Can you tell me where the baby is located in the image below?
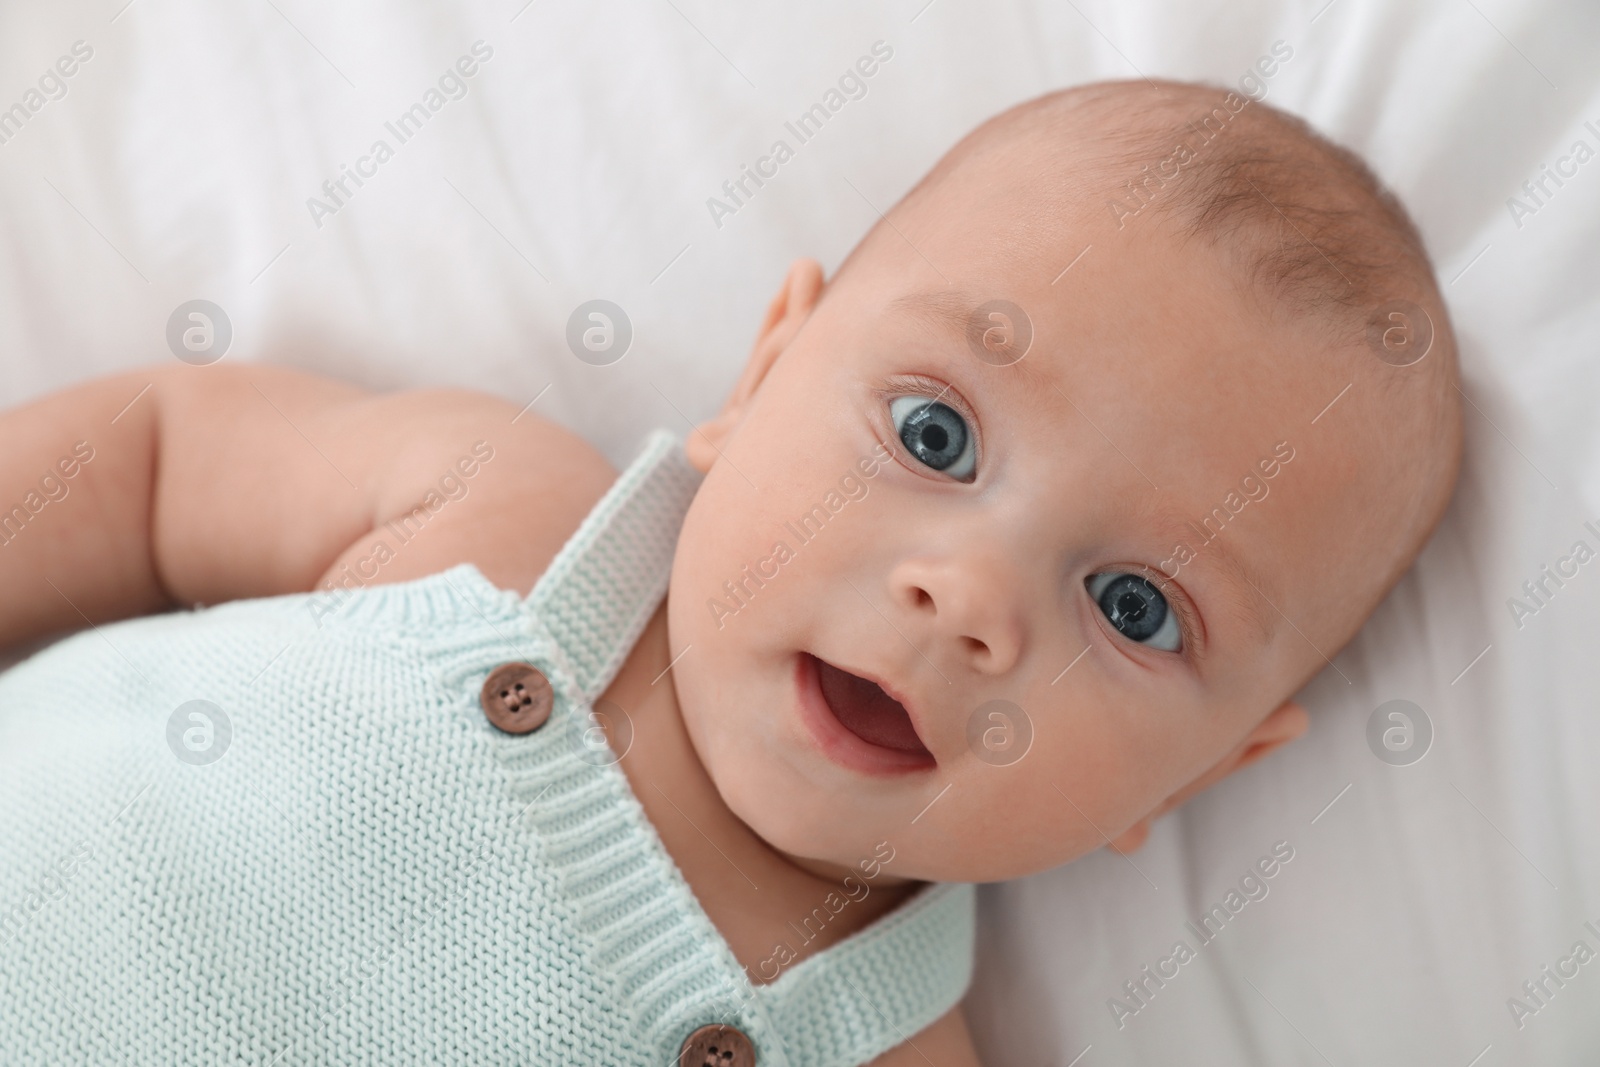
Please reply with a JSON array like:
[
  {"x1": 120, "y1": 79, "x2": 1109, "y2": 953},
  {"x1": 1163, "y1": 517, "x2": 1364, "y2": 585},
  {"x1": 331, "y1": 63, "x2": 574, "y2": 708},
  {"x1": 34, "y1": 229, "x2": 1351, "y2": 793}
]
[{"x1": 0, "y1": 78, "x2": 1461, "y2": 1066}]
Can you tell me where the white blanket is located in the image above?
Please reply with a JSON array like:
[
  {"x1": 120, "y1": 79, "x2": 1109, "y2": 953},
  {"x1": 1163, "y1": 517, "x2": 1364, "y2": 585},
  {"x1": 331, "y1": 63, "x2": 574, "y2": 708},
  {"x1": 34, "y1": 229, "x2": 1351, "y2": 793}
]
[{"x1": 2, "y1": 0, "x2": 1596, "y2": 1062}]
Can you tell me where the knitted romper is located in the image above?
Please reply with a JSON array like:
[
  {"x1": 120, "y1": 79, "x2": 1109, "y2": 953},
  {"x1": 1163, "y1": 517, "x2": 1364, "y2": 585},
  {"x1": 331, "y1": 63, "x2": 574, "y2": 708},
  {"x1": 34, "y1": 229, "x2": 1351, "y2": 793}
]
[{"x1": 0, "y1": 429, "x2": 975, "y2": 1066}]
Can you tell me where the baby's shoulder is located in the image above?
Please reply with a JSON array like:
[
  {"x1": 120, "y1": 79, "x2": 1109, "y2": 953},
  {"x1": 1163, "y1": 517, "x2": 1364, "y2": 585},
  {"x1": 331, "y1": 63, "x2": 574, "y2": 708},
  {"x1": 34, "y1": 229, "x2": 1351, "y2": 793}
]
[
  {"x1": 121, "y1": 362, "x2": 621, "y2": 606},
  {"x1": 301, "y1": 380, "x2": 620, "y2": 599}
]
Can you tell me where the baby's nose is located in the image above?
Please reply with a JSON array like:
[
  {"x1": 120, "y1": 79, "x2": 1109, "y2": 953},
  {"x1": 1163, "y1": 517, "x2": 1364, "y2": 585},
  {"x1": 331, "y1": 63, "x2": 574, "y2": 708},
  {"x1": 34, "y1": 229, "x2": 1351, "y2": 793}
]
[{"x1": 886, "y1": 554, "x2": 1025, "y2": 676}]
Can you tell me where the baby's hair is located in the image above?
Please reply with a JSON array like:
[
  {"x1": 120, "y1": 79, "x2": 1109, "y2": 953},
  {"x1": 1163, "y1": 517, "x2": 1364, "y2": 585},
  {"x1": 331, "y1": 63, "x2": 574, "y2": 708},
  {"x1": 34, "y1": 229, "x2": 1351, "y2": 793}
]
[
  {"x1": 1089, "y1": 80, "x2": 1445, "y2": 347},
  {"x1": 881, "y1": 77, "x2": 1453, "y2": 359}
]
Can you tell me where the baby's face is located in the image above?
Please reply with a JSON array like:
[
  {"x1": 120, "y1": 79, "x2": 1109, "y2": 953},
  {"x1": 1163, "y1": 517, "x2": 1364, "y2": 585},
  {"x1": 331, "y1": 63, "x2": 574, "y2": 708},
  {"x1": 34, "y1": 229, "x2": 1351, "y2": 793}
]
[{"x1": 667, "y1": 182, "x2": 1384, "y2": 883}]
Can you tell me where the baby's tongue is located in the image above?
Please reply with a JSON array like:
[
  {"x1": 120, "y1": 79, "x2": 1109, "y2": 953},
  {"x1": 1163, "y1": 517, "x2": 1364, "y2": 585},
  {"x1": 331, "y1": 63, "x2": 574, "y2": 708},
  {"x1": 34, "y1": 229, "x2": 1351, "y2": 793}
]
[{"x1": 815, "y1": 659, "x2": 928, "y2": 755}]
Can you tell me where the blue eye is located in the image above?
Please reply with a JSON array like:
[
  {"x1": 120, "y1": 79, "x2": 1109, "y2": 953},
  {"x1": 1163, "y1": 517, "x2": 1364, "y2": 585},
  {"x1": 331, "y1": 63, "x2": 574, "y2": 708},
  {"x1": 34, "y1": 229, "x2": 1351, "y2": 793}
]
[
  {"x1": 890, "y1": 396, "x2": 976, "y2": 481},
  {"x1": 1087, "y1": 572, "x2": 1182, "y2": 652}
]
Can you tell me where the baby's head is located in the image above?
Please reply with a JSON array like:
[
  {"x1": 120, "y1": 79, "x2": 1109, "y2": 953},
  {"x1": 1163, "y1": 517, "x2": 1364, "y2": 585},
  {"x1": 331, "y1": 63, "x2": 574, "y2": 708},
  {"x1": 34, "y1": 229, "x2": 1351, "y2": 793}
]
[{"x1": 666, "y1": 78, "x2": 1462, "y2": 883}]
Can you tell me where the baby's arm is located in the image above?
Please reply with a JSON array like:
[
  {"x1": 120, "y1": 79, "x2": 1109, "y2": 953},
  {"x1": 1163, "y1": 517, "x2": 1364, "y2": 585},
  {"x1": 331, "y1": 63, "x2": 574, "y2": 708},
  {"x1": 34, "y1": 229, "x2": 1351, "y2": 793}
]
[
  {"x1": 867, "y1": 1005, "x2": 984, "y2": 1067},
  {"x1": 0, "y1": 362, "x2": 615, "y2": 649}
]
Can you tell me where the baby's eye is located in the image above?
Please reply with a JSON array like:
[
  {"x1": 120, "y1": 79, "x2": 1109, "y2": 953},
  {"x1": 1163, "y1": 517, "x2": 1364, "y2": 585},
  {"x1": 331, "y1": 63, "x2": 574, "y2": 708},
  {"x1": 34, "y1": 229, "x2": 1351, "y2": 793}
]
[
  {"x1": 889, "y1": 396, "x2": 976, "y2": 481},
  {"x1": 1087, "y1": 572, "x2": 1182, "y2": 652}
]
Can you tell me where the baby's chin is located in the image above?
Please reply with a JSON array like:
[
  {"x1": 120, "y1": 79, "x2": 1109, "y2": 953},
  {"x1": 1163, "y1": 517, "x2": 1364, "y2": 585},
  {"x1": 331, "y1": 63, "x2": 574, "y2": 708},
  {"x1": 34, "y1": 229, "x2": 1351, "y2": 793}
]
[{"x1": 682, "y1": 688, "x2": 907, "y2": 866}]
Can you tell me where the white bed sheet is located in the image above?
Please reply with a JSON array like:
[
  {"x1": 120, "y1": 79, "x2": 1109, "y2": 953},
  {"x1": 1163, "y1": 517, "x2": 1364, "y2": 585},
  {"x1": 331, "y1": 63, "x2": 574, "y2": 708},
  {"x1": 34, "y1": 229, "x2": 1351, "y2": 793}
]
[{"x1": 1, "y1": 1, "x2": 1596, "y2": 1063}]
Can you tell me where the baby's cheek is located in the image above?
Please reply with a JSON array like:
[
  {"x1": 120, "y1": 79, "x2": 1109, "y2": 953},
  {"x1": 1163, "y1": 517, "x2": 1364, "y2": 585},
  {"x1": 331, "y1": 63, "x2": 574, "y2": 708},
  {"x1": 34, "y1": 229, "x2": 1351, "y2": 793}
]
[
  {"x1": 986, "y1": 695, "x2": 1174, "y2": 866},
  {"x1": 671, "y1": 477, "x2": 804, "y2": 651},
  {"x1": 921, "y1": 759, "x2": 1096, "y2": 880}
]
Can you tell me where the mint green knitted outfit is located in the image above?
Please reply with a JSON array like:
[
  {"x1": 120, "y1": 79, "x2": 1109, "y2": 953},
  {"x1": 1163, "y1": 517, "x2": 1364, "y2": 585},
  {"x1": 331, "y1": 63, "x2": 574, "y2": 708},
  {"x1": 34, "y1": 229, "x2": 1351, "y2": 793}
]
[{"x1": 0, "y1": 429, "x2": 974, "y2": 1066}]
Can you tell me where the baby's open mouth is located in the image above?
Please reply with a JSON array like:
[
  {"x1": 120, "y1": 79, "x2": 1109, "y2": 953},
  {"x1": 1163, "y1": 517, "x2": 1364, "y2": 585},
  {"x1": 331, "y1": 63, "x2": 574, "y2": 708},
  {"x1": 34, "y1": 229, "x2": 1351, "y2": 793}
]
[{"x1": 810, "y1": 655, "x2": 933, "y2": 759}]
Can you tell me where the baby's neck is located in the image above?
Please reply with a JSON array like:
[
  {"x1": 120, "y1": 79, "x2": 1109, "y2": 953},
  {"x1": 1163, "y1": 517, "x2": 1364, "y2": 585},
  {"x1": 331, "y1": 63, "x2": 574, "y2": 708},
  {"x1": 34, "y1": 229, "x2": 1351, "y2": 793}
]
[{"x1": 597, "y1": 600, "x2": 922, "y2": 981}]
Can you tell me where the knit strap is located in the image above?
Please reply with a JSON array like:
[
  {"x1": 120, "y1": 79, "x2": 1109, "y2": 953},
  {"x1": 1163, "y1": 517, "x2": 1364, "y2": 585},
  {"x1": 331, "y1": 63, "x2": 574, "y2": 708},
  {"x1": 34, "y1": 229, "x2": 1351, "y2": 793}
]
[
  {"x1": 750, "y1": 880, "x2": 977, "y2": 1066},
  {"x1": 523, "y1": 429, "x2": 702, "y2": 702}
]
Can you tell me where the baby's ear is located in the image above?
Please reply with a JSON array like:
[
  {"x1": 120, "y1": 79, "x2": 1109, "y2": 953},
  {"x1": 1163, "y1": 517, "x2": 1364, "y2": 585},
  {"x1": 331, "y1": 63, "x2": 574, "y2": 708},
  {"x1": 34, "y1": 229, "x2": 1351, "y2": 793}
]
[
  {"x1": 686, "y1": 258, "x2": 826, "y2": 473},
  {"x1": 1108, "y1": 819, "x2": 1152, "y2": 855},
  {"x1": 1107, "y1": 700, "x2": 1309, "y2": 855}
]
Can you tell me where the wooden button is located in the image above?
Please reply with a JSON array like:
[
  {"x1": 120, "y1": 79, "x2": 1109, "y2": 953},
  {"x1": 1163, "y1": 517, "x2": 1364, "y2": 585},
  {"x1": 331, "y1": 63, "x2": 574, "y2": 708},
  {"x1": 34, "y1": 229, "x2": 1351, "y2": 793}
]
[
  {"x1": 479, "y1": 663, "x2": 553, "y2": 735},
  {"x1": 678, "y1": 1024, "x2": 756, "y2": 1067}
]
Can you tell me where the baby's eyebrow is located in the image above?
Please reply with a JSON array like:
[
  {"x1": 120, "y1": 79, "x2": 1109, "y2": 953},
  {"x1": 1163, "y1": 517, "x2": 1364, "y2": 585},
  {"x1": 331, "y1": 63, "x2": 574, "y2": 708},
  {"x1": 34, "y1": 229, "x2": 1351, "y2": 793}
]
[
  {"x1": 886, "y1": 288, "x2": 1059, "y2": 393},
  {"x1": 1143, "y1": 508, "x2": 1280, "y2": 648},
  {"x1": 887, "y1": 288, "x2": 979, "y2": 329}
]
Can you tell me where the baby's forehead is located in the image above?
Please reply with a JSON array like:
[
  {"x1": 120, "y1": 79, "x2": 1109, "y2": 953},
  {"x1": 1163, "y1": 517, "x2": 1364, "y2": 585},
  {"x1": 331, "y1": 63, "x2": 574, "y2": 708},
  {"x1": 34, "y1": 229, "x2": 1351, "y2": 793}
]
[
  {"x1": 886, "y1": 80, "x2": 1437, "y2": 341},
  {"x1": 855, "y1": 222, "x2": 1319, "y2": 395}
]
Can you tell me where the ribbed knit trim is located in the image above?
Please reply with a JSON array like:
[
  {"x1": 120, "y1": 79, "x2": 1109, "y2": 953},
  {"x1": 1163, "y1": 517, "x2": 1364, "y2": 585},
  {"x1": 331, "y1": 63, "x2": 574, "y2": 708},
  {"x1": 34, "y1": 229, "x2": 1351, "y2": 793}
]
[
  {"x1": 756, "y1": 880, "x2": 976, "y2": 1065},
  {"x1": 485, "y1": 690, "x2": 777, "y2": 1065},
  {"x1": 318, "y1": 560, "x2": 524, "y2": 632},
  {"x1": 525, "y1": 429, "x2": 703, "y2": 702}
]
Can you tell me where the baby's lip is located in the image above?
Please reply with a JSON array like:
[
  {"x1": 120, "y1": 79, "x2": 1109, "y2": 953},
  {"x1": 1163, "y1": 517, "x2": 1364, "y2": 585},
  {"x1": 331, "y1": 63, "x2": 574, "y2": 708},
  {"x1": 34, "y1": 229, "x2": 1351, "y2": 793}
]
[{"x1": 805, "y1": 653, "x2": 935, "y2": 762}]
